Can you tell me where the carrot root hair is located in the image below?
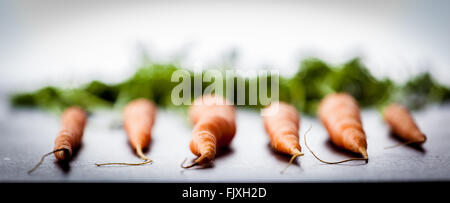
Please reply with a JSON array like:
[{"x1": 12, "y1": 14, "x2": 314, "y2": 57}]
[
  {"x1": 181, "y1": 154, "x2": 211, "y2": 169},
  {"x1": 303, "y1": 125, "x2": 368, "y2": 164},
  {"x1": 95, "y1": 159, "x2": 152, "y2": 166},
  {"x1": 280, "y1": 152, "x2": 304, "y2": 174},
  {"x1": 180, "y1": 157, "x2": 198, "y2": 169},
  {"x1": 28, "y1": 148, "x2": 68, "y2": 174},
  {"x1": 95, "y1": 146, "x2": 152, "y2": 167},
  {"x1": 180, "y1": 158, "x2": 200, "y2": 169}
]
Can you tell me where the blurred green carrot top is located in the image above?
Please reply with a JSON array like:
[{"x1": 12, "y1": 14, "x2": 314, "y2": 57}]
[{"x1": 10, "y1": 57, "x2": 450, "y2": 115}]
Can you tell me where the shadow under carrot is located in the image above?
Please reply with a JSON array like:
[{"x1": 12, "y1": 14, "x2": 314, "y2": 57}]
[{"x1": 388, "y1": 132, "x2": 426, "y2": 153}]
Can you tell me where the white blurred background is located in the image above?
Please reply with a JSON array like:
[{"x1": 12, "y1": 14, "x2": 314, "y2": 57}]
[
  {"x1": 1, "y1": 0, "x2": 450, "y2": 91},
  {"x1": 1, "y1": 0, "x2": 450, "y2": 182}
]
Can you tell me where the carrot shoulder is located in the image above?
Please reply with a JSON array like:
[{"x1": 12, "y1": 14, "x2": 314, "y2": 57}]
[
  {"x1": 318, "y1": 93, "x2": 368, "y2": 159},
  {"x1": 183, "y1": 94, "x2": 236, "y2": 168},
  {"x1": 383, "y1": 103, "x2": 426, "y2": 144}
]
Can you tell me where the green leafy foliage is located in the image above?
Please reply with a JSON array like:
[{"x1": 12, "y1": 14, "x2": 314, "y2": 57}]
[
  {"x1": 284, "y1": 58, "x2": 395, "y2": 115},
  {"x1": 329, "y1": 58, "x2": 394, "y2": 108},
  {"x1": 9, "y1": 57, "x2": 450, "y2": 115},
  {"x1": 399, "y1": 72, "x2": 450, "y2": 110},
  {"x1": 114, "y1": 63, "x2": 181, "y2": 108},
  {"x1": 10, "y1": 86, "x2": 112, "y2": 113}
]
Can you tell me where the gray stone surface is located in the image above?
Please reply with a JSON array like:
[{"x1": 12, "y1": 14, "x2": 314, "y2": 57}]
[{"x1": 1, "y1": 91, "x2": 449, "y2": 182}]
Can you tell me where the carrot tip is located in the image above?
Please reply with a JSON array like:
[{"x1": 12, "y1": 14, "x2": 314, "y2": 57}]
[{"x1": 359, "y1": 148, "x2": 368, "y2": 160}]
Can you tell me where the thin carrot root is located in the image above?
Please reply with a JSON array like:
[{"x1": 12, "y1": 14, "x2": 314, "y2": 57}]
[
  {"x1": 95, "y1": 159, "x2": 152, "y2": 166},
  {"x1": 280, "y1": 152, "x2": 304, "y2": 174},
  {"x1": 180, "y1": 154, "x2": 210, "y2": 169},
  {"x1": 180, "y1": 158, "x2": 198, "y2": 169},
  {"x1": 28, "y1": 148, "x2": 68, "y2": 174},
  {"x1": 95, "y1": 146, "x2": 152, "y2": 167},
  {"x1": 303, "y1": 125, "x2": 368, "y2": 164}
]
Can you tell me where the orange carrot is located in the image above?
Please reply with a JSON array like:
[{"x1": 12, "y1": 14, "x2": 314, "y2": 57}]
[
  {"x1": 262, "y1": 102, "x2": 303, "y2": 173},
  {"x1": 308, "y1": 93, "x2": 368, "y2": 164},
  {"x1": 383, "y1": 103, "x2": 426, "y2": 148},
  {"x1": 96, "y1": 98, "x2": 156, "y2": 166},
  {"x1": 28, "y1": 106, "x2": 87, "y2": 174},
  {"x1": 181, "y1": 94, "x2": 236, "y2": 168}
]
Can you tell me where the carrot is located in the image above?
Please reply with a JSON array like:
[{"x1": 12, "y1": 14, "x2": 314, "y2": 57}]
[
  {"x1": 96, "y1": 98, "x2": 156, "y2": 166},
  {"x1": 181, "y1": 94, "x2": 236, "y2": 168},
  {"x1": 383, "y1": 103, "x2": 426, "y2": 148},
  {"x1": 262, "y1": 102, "x2": 304, "y2": 173},
  {"x1": 307, "y1": 93, "x2": 368, "y2": 164},
  {"x1": 28, "y1": 106, "x2": 87, "y2": 174}
]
